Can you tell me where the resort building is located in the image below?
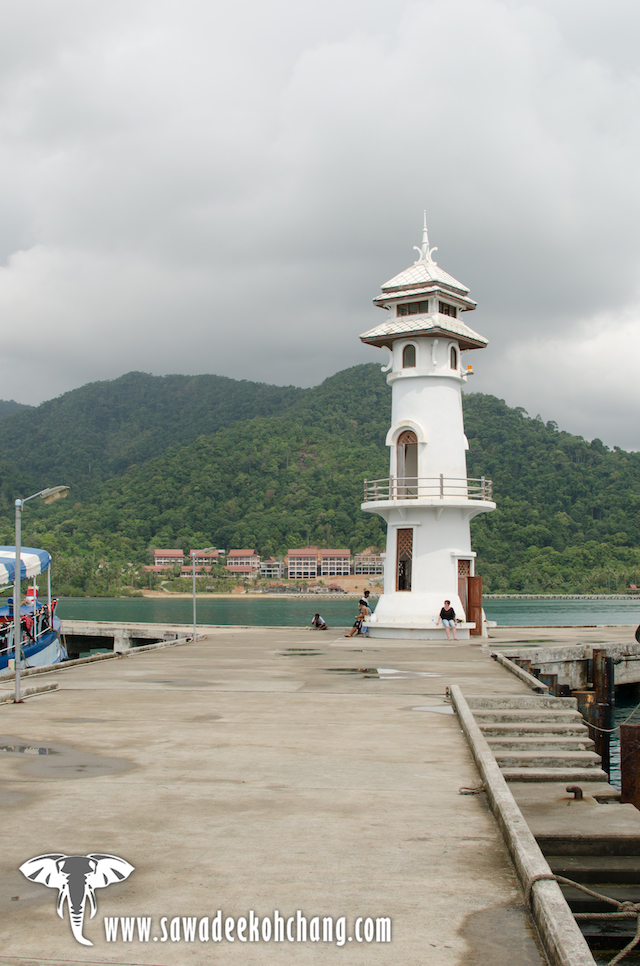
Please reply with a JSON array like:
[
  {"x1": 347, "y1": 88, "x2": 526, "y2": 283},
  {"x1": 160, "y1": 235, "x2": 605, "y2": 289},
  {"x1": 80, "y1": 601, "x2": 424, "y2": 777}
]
[
  {"x1": 354, "y1": 551, "x2": 385, "y2": 576},
  {"x1": 319, "y1": 550, "x2": 351, "y2": 576},
  {"x1": 260, "y1": 557, "x2": 284, "y2": 579},
  {"x1": 226, "y1": 549, "x2": 261, "y2": 576},
  {"x1": 179, "y1": 551, "x2": 220, "y2": 577},
  {"x1": 190, "y1": 550, "x2": 219, "y2": 567},
  {"x1": 287, "y1": 549, "x2": 319, "y2": 580},
  {"x1": 153, "y1": 549, "x2": 185, "y2": 568}
]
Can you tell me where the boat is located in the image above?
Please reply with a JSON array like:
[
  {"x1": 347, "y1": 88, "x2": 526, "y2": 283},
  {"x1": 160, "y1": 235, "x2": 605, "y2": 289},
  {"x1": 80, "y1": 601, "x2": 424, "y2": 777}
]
[{"x1": 0, "y1": 546, "x2": 67, "y2": 670}]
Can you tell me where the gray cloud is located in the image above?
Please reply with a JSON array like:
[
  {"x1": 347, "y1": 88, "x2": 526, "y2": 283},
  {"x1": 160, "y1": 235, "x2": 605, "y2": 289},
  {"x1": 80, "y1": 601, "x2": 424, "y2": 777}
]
[{"x1": 0, "y1": 0, "x2": 639, "y2": 448}]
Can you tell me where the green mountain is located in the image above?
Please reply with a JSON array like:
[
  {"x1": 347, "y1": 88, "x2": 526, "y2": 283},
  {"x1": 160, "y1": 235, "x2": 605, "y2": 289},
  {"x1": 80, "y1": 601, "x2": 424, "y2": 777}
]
[
  {"x1": 0, "y1": 399, "x2": 31, "y2": 420},
  {"x1": 0, "y1": 366, "x2": 638, "y2": 595},
  {"x1": 0, "y1": 372, "x2": 306, "y2": 497}
]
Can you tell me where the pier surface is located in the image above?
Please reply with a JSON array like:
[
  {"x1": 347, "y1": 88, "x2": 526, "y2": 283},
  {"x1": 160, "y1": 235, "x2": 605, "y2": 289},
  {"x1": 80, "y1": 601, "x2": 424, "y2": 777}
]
[{"x1": 0, "y1": 628, "x2": 559, "y2": 965}]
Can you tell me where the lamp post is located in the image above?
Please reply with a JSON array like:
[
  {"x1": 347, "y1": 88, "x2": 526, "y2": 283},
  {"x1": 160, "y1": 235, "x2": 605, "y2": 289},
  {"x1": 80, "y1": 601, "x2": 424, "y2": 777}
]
[
  {"x1": 14, "y1": 485, "x2": 70, "y2": 703},
  {"x1": 192, "y1": 547, "x2": 216, "y2": 643}
]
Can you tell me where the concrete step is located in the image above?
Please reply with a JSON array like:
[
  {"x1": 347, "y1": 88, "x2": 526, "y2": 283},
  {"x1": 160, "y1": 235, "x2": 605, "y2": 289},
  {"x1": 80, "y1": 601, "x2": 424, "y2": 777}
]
[
  {"x1": 486, "y1": 736, "x2": 595, "y2": 752},
  {"x1": 547, "y1": 854, "x2": 640, "y2": 884},
  {"x1": 494, "y1": 750, "x2": 602, "y2": 768},
  {"x1": 472, "y1": 709, "x2": 583, "y2": 724},
  {"x1": 538, "y1": 833, "x2": 640, "y2": 856},
  {"x1": 466, "y1": 695, "x2": 578, "y2": 711},
  {"x1": 480, "y1": 721, "x2": 590, "y2": 737},
  {"x1": 502, "y1": 768, "x2": 610, "y2": 783},
  {"x1": 507, "y1": 780, "x2": 621, "y2": 803}
]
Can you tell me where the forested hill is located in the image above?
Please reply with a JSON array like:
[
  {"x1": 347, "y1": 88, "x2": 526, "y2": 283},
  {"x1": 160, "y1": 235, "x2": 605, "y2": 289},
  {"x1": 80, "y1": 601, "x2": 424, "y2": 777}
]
[
  {"x1": 0, "y1": 399, "x2": 30, "y2": 420},
  {"x1": 0, "y1": 372, "x2": 306, "y2": 496},
  {"x1": 0, "y1": 365, "x2": 639, "y2": 594},
  {"x1": 0, "y1": 366, "x2": 390, "y2": 498}
]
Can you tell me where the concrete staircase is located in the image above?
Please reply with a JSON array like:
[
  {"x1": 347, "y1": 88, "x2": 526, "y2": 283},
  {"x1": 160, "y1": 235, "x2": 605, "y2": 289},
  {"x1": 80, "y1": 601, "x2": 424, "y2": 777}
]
[{"x1": 466, "y1": 695, "x2": 609, "y2": 783}]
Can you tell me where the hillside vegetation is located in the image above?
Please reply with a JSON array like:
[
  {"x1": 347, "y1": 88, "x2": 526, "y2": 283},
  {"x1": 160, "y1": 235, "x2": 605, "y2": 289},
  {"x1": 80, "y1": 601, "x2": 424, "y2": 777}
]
[{"x1": 0, "y1": 365, "x2": 638, "y2": 595}]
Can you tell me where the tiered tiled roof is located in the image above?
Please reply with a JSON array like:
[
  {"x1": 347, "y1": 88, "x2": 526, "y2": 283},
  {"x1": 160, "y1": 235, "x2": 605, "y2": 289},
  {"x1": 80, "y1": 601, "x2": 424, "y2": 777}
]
[{"x1": 361, "y1": 215, "x2": 487, "y2": 352}]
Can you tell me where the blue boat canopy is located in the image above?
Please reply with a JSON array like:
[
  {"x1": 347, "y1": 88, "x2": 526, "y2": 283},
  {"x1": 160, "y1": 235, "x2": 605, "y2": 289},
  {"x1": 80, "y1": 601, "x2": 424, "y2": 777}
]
[{"x1": 0, "y1": 546, "x2": 51, "y2": 588}]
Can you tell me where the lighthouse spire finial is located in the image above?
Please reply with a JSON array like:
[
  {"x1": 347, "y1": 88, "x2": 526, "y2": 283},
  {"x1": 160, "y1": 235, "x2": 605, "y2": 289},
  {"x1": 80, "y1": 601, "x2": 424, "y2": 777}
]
[{"x1": 414, "y1": 210, "x2": 438, "y2": 265}]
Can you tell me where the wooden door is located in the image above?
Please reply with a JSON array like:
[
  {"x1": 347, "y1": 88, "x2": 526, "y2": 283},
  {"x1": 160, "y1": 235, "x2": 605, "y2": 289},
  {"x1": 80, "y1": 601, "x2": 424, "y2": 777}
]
[{"x1": 467, "y1": 575, "x2": 483, "y2": 637}]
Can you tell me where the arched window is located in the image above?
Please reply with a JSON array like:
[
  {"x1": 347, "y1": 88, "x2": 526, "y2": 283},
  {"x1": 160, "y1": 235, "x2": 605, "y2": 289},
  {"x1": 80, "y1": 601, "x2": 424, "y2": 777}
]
[
  {"x1": 403, "y1": 344, "x2": 416, "y2": 368},
  {"x1": 397, "y1": 430, "x2": 418, "y2": 497},
  {"x1": 450, "y1": 346, "x2": 458, "y2": 370}
]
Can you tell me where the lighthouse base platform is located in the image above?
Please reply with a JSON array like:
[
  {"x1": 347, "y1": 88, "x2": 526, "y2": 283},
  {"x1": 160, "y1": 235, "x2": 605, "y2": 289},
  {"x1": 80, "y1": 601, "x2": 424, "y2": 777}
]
[{"x1": 364, "y1": 620, "x2": 477, "y2": 641}]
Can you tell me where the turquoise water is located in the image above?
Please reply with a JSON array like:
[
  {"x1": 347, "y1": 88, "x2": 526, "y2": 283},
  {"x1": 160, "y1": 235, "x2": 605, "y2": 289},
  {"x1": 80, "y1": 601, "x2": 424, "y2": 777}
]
[
  {"x1": 608, "y1": 688, "x2": 640, "y2": 790},
  {"x1": 485, "y1": 597, "x2": 640, "y2": 627},
  {"x1": 55, "y1": 595, "x2": 640, "y2": 627}
]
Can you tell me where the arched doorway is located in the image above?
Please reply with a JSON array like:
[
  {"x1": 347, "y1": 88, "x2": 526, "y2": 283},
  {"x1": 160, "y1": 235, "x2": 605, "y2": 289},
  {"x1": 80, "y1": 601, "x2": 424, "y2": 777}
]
[{"x1": 397, "y1": 430, "x2": 418, "y2": 497}]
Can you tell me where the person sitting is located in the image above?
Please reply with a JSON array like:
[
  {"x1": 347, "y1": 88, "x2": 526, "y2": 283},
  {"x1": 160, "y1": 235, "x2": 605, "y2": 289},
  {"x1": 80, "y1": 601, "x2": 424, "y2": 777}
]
[
  {"x1": 345, "y1": 600, "x2": 369, "y2": 637},
  {"x1": 437, "y1": 600, "x2": 458, "y2": 641},
  {"x1": 311, "y1": 614, "x2": 327, "y2": 630},
  {"x1": 358, "y1": 591, "x2": 372, "y2": 636}
]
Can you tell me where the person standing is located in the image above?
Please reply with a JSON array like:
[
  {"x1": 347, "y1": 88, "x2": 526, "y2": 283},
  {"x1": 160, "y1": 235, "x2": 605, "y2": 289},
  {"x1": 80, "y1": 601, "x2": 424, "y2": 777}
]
[{"x1": 437, "y1": 600, "x2": 457, "y2": 640}]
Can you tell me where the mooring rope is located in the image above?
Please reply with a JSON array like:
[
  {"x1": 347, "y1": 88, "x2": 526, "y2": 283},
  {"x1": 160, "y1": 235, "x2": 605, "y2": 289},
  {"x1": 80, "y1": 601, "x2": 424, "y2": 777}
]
[
  {"x1": 584, "y1": 698, "x2": 640, "y2": 734},
  {"x1": 458, "y1": 782, "x2": 486, "y2": 795},
  {"x1": 527, "y1": 872, "x2": 640, "y2": 965}
]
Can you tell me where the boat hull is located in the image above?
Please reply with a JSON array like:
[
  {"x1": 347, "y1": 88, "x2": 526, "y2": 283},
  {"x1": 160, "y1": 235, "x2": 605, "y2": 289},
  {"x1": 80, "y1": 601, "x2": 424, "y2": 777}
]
[{"x1": 0, "y1": 619, "x2": 66, "y2": 671}]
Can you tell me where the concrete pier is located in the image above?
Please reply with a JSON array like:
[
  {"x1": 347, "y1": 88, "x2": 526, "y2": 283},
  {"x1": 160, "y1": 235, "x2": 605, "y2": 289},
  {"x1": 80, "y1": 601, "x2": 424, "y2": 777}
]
[
  {"x1": 488, "y1": 624, "x2": 640, "y2": 688},
  {"x1": 62, "y1": 619, "x2": 187, "y2": 653},
  {"x1": 0, "y1": 627, "x2": 548, "y2": 965}
]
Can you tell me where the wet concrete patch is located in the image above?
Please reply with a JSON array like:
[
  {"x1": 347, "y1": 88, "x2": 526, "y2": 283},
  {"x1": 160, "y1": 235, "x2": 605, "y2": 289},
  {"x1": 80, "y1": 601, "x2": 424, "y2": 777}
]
[
  {"x1": 0, "y1": 743, "x2": 58, "y2": 756},
  {"x1": 190, "y1": 713, "x2": 223, "y2": 722},
  {"x1": 59, "y1": 717, "x2": 109, "y2": 723},
  {"x1": 459, "y1": 902, "x2": 548, "y2": 965},
  {"x1": 411, "y1": 705, "x2": 455, "y2": 714},
  {"x1": 376, "y1": 667, "x2": 441, "y2": 679},
  {"x1": 0, "y1": 786, "x2": 26, "y2": 807},
  {"x1": 280, "y1": 649, "x2": 324, "y2": 656},
  {"x1": 136, "y1": 678, "x2": 213, "y2": 687},
  {"x1": 325, "y1": 667, "x2": 441, "y2": 679},
  {"x1": 0, "y1": 734, "x2": 134, "y2": 780}
]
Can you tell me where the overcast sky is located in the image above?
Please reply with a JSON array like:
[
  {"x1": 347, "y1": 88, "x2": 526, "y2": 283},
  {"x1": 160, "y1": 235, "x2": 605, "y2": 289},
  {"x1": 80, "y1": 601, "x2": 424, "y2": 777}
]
[{"x1": 1, "y1": 0, "x2": 640, "y2": 448}]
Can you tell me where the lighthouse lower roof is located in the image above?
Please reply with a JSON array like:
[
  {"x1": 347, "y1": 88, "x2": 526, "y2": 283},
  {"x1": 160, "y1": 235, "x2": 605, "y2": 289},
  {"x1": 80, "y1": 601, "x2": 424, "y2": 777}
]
[{"x1": 360, "y1": 313, "x2": 488, "y2": 350}]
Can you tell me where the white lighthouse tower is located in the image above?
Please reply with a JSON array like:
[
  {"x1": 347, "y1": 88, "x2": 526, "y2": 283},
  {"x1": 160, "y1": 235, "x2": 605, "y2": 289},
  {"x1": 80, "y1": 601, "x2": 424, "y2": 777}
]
[{"x1": 361, "y1": 217, "x2": 495, "y2": 640}]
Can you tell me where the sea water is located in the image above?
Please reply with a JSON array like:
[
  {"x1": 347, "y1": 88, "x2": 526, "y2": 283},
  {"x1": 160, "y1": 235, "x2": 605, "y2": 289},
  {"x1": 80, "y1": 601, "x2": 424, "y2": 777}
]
[{"x1": 55, "y1": 595, "x2": 640, "y2": 628}]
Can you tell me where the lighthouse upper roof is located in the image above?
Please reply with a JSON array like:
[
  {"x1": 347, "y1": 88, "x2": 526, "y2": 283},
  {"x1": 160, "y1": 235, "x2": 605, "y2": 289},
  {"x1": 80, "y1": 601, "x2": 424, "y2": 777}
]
[
  {"x1": 360, "y1": 216, "x2": 487, "y2": 352},
  {"x1": 380, "y1": 256, "x2": 470, "y2": 297}
]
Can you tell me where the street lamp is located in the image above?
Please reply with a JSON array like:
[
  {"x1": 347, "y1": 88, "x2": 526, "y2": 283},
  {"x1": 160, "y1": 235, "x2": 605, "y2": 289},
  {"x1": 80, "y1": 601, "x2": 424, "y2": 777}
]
[
  {"x1": 191, "y1": 547, "x2": 216, "y2": 642},
  {"x1": 14, "y1": 485, "x2": 70, "y2": 702}
]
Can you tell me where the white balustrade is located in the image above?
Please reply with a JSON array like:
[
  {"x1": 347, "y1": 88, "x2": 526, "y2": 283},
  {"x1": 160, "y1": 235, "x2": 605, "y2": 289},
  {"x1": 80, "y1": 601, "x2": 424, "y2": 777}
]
[{"x1": 363, "y1": 475, "x2": 492, "y2": 502}]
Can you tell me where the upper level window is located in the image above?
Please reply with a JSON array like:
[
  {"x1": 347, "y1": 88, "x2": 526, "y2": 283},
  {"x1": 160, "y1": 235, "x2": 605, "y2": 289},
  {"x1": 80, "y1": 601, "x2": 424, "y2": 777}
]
[
  {"x1": 450, "y1": 346, "x2": 458, "y2": 370},
  {"x1": 439, "y1": 302, "x2": 457, "y2": 317},
  {"x1": 403, "y1": 344, "x2": 416, "y2": 368},
  {"x1": 397, "y1": 300, "x2": 429, "y2": 317}
]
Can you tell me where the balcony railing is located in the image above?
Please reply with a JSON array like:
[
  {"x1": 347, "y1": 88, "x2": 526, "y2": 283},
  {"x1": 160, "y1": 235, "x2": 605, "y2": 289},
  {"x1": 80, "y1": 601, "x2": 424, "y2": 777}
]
[{"x1": 363, "y1": 475, "x2": 493, "y2": 503}]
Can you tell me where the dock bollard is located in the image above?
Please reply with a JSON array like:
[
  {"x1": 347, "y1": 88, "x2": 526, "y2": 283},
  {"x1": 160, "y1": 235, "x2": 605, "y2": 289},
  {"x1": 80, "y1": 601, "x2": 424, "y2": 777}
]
[
  {"x1": 592, "y1": 649, "x2": 613, "y2": 776},
  {"x1": 538, "y1": 673, "x2": 558, "y2": 696},
  {"x1": 574, "y1": 688, "x2": 611, "y2": 777},
  {"x1": 620, "y1": 724, "x2": 640, "y2": 810}
]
